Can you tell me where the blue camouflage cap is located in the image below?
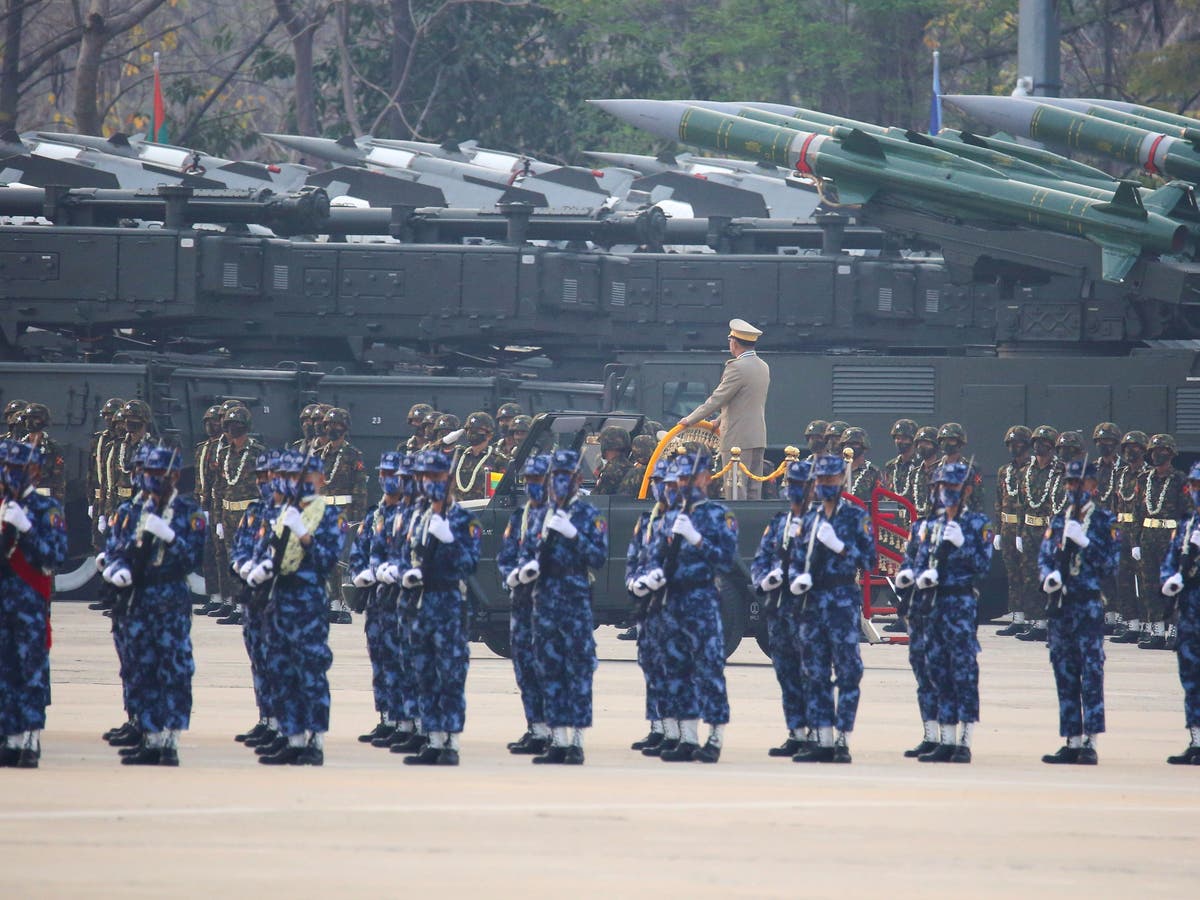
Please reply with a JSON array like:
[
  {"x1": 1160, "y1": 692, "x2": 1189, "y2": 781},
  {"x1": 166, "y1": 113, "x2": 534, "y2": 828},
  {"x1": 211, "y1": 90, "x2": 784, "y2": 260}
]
[
  {"x1": 1189, "y1": 462, "x2": 1200, "y2": 482},
  {"x1": 413, "y1": 449, "x2": 451, "y2": 474},
  {"x1": 400, "y1": 452, "x2": 416, "y2": 476},
  {"x1": 0, "y1": 438, "x2": 12, "y2": 463},
  {"x1": 255, "y1": 451, "x2": 271, "y2": 472},
  {"x1": 523, "y1": 453, "x2": 551, "y2": 477},
  {"x1": 812, "y1": 453, "x2": 845, "y2": 477},
  {"x1": 266, "y1": 448, "x2": 284, "y2": 470},
  {"x1": 3, "y1": 440, "x2": 38, "y2": 466},
  {"x1": 379, "y1": 450, "x2": 403, "y2": 471},
  {"x1": 550, "y1": 448, "x2": 581, "y2": 473},
  {"x1": 133, "y1": 442, "x2": 152, "y2": 467},
  {"x1": 787, "y1": 459, "x2": 813, "y2": 483},
  {"x1": 651, "y1": 457, "x2": 671, "y2": 480},
  {"x1": 672, "y1": 451, "x2": 711, "y2": 477},
  {"x1": 144, "y1": 446, "x2": 182, "y2": 471},
  {"x1": 277, "y1": 450, "x2": 303, "y2": 473},
  {"x1": 935, "y1": 461, "x2": 969, "y2": 485},
  {"x1": 1063, "y1": 459, "x2": 1098, "y2": 480}
]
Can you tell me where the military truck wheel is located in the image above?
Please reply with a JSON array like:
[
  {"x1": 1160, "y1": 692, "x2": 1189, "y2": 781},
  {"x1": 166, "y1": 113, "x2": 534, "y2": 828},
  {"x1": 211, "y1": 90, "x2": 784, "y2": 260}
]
[
  {"x1": 482, "y1": 627, "x2": 512, "y2": 659},
  {"x1": 716, "y1": 575, "x2": 751, "y2": 659}
]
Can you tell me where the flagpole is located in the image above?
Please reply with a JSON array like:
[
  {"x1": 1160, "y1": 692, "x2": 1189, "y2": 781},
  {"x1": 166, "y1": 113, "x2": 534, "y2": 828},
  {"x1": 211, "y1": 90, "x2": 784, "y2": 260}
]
[
  {"x1": 152, "y1": 51, "x2": 166, "y2": 144},
  {"x1": 929, "y1": 49, "x2": 942, "y2": 136}
]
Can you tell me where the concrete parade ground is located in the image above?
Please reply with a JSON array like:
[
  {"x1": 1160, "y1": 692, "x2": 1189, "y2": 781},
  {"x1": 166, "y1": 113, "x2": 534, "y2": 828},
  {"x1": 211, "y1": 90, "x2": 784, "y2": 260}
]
[{"x1": 3, "y1": 602, "x2": 1199, "y2": 898}]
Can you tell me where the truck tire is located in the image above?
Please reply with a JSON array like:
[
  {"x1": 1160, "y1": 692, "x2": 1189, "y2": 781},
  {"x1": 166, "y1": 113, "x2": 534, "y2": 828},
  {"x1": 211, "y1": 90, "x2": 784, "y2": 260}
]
[
  {"x1": 716, "y1": 574, "x2": 751, "y2": 659},
  {"x1": 481, "y1": 626, "x2": 512, "y2": 659}
]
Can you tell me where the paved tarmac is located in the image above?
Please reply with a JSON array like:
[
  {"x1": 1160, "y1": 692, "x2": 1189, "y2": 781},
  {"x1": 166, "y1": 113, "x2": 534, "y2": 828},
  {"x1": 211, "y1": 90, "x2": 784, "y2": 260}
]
[{"x1": 3, "y1": 603, "x2": 1199, "y2": 898}]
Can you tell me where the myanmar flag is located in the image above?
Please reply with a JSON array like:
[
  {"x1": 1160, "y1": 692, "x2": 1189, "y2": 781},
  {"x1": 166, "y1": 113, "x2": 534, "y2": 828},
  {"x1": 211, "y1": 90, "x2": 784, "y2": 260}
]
[{"x1": 150, "y1": 51, "x2": 168, "y2": 143}]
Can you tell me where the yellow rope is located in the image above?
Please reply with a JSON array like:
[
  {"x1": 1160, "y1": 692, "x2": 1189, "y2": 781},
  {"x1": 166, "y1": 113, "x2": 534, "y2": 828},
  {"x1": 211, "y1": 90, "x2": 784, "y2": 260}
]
[{"x1": 737, "y1": 459, "x2": 789, "y2": 482}]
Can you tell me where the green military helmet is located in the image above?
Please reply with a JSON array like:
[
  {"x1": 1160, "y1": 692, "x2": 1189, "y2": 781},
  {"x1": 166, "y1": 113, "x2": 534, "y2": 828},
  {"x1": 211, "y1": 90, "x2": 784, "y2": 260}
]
[
  {"x1": 110, "y1": 405, "x2": 128, "y2": 433},
  {"x1": 4, "y1": 399, "x2": 27, "y2": 425},
  {"x1": 434, "y1": 413, "x2": 460, "y2": 437},
  {"x1": 407, "y1": 402, "x2": 433, "y2": 425},
  {"x1": 1055, "y1": 430, "x2": 1084, "y2": 452},
  {"x1": 937, "y1": 422, "x2": 967, "y2": 445},
  {"x1": 495, "y1": 401, "x2": 524, "y2": 422},
  {"x1": 323, "y1": 407, "x2": 352, "y2": 430},
  {"x1": 1120, "y1": 429, "x2": 1149, "y2": 449},
  {"x1": 1148, "y1": 433, "x2": 1177, "y2": 454},
  {"x1": 804, "y1": 419, "x2": 829, "y2": 438},
  {"x1": 630, "y1": 433, "x2": 657, "y2": 464},
  {"x1": 1031, "y1": 424, "x2": 1059, "y2": 445},
  {"x1": 915, "y1": 425, "x2": 939, "y2": 445},
  {"x1": 509, "y1": 414, "x2": 533, "y2": 436},
  {"x1": 823, "y1": 420, "x2": 850, "y2": 442},
  {"x1": 890, "y1": 418, "x2": 918, "y2": 440},
  {"x1": 123, "y1": 399, "x2": 152, "y2": 425},
  {"x1": 22, "y1": 402, "x2": 50, "y2": 430},
  {"x1": 1092, "y1": 422, "x2": 1122, "y2": 443},
  {"x1": 420, "y1": 408, "x2": 442, "y2": 431},
  {"x1": 1004, "y1": 425, "x2": 1032, "y2": 445},
  {"x1": 299, "y1": 402, "x2": 322, "y2": 422},
  {"x1": 644, "y1": 419, "x2": 665, "y2": 437},
  {"x1": 840, "y1": 425, "x2": 870, "y2": 450},
  {"x1": 464, "y1": 411, "x2": 495, "y2": 444},
  {"x1": 223, "y1": 405, "x2": 252, "y2": 427},
  {"x1": 203, "y1": 404, "x2": 222, "y2": 423},
  {"x1": 219, "y1": 399, "x2": 245, "y2": 415},
  {"x1": 599, "y1": 424, "x2": 632, "y2": 453},
  {"x1": 101, "y1": 397, "x2": 126, "y2": 421}
]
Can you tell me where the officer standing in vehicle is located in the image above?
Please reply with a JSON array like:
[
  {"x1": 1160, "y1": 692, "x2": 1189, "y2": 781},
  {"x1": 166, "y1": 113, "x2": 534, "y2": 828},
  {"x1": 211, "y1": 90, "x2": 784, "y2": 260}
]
[
  {"x1": 0, "y1": 440, "x2": 67, "y2": 769},
  {"x1": 788, "y1": 453, "x2": 876, "y2": 764},
  {"x1": 20, "y1": 403, "x2": 65, "y2": 503},
  {"x1": 840, "y1": 426, "x2": 881, "y2": 504},
  {"x1": 453, "y1": 412, "x2": 504, "y2": 502},
  {"x1": 1038, "y1": 460, "x2": 1119, "y2": 765},
  {"x1": 1111, "y1": 431, "x2": 1150, "y2": 643},
  {"x1": 1134, "y1": 433, "x2": 1191, "y2": 650},
  {"x1": 678, "y1": 319, "x2": 770, "y2": 500},
  {"x1": 1011, "y1": 425, "x2": 1063, "y2": 641},
  {"x1": 1159, "y1": 461, "x2": 1200, "y2": 765},
  {"x1": 525, "y1": 449, "x2": 607, "y2": 766},
  {"x1": 752, "y1": 459, "x2": 815, "y2": 758},
  {"x1": 995, "y1": 426, "x2": 1032, "y2": 632},
  {"x1": 212, "y1": 406, "x2": 264, "y2": 623},
  {"x1": 497, "y1": 454, "x2": 552, "y2": 756},
  {"x1": 593, "y1": 425, "x2": 634, "y2": 495}
]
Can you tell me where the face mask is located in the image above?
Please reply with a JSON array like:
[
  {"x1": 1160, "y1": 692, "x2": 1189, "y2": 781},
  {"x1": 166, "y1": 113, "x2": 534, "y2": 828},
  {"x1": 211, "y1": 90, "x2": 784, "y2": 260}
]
[
  {"x1": 815, "y1": 483, "x2": 840, "y2": 501},
  {"x1": 1034, "y1": 440, "x2": 1053, "y2": 456},
  {"x1": 664, "y1": 485, "x2": 680, "y2": 508},
  {"x1": 142, "y1": 473, "x2": 168, "y2": 494},
  {"x1": 402, "y1": 477, "x2": 417, "y2": 498},
  {"x1": 526, "y1": 482, "x2": 545, "y2": 503},
  {"x1": 302, "y1": 422, "x2": 315, "y2": 439},
  {"x1": 940, "y1": 441, "x2": 960, "y2": 456},
  {"x1": 786, "y1": 483, "x2": 808, "y2": 504},
  {"x1": 1010, "y1": 443, "x2": 1027, "y2": 459},
  {"x1": 298, "y1": 478, "x2": 317, "y2": 498},
  {"x1": 1076, "y1": 490, "x2": 1092, "y2": 505},
  {"x1": 1151, "y1": 449, "x2": 1172, "y2": 466},
  {"x1": 259, "y1": 481, "x2": 274, "y2": 502},
  {"x1": 938, "y1": 487, "x2": 961, "y2": 508},
  {"x1": 551, "y1": 472, "x2": 574, "y2": 500},
  {"x1": 917, "y1": 444, "x2": 936, "y2": 460},
  {"x1": 206, "y1": 422, "x2": 222, "y2": 437},
  {"x1": 1123, "y1": 447, "x2": 1143, "y2": 464},
  {"x1": 422, "y1": 479, "x2": 448, "y2": 502},
  {"x1": 1097, "y1": 441, "x2": 1117, "y2": 457},
  {"x1": 497, "y1": 423, "x2": 510, "y2": 439},
  {"x1": 808, "y1": 438, "x2": 826, "y2": 453},
  {"x1": 1058, "y1": 448, "x2": 1080, "y2": 462},
  {"x1": 380, "y1": 474, "x2": 401, "y2": 495},
  {"x1": 894, "y1": 440, "x2": 912, "y2": 455},
  {"x1": 327, "y1": 427, "x2": 346, "y2": 441},
  {"x1": 651, "y1": 482, "x2": 665, "y2": 504},
  {"x1": 226, "y1": 423, "x2": 248, "y2": 438},
  {"x1": 468, "y1": 430, "x2": 489, "y2": 447},
  {"x1": 686, "y1": 485, "x2": 706, "y2": 503}
]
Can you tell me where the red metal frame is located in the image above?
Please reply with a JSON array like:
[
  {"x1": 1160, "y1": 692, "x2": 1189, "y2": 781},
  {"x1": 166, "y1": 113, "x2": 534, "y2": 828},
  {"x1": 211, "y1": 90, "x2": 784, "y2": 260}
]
[{"x1": 841, "y1": 484, "x2": 917, "y2": 644}]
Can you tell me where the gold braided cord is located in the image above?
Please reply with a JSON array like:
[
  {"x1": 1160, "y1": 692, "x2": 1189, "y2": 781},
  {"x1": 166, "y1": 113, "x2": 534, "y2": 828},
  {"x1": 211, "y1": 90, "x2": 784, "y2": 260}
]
[{"x1": 637, "y1": 429, "x2": 802, "y2": 498}]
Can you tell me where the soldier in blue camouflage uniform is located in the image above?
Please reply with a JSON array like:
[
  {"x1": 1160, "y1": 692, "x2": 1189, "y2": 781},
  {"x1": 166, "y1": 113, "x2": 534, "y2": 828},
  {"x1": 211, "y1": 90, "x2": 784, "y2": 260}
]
[
  {"x1": 788, "y1": 453, "x2": 877, "y2": 763},
  {"x1": 349, "y1": 451, "x2": 407, "y2": 747},
  {"x1": 524, "y1": 449, "x2": 607, "y2": 765},
  {"x1": 626, "y1": 457, "x2": 672, "y2": 753},
  {"x1": 247, "y1": 451, "x2": 345, "y2": 766},
  {"x1": 637, "y1": 450, "x2": 738, "y2": 763},
  {"x1": 103, "y1": 447, "x2": 205, "y2": 766},
  {"x1": 496, "y1": 454, "x2": 552, "y2": 755},
  {"x1": 1158, "y1": 462, "x2": 1200, "y2": 765},
  {"x1": 230, "y1": 450, "x2": 278, "y2": 748},
  {"x1": 1038, "y1": 460, "x2": 1120, "y2": 765},
  {"x1": 399, "y1": 450, "x2": 482, "y2": 766},
  {"x1": 893, "y1": 489, "x2": 941, "y2": 759},
  {"x1": 0, "y1": 440, "x2": 67, "y2": 768},
  {"x1": 898, "y1": 462, "x2": 992, "y2": 763},
  {"x1": 751, "y1": 459, "x2": 815, "y2": 758}
]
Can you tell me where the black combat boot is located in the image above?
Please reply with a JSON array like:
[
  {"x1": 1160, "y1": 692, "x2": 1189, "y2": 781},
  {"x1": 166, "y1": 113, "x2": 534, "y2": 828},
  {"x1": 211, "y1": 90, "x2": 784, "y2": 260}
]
[
  {"x1": 768, "y1": 737, "x2": 803, "y2": 758},
  {"x1": 904, "y1": 739, "x2": 940, "y2": 759},
  {"x1": 532, "y1": 745, "x2": 568, "y2": 765},
  {"x1": 1166, "y1": 746, "x2": 1200, "y2": 765},
  {"x1": 693, "y1": 739, "x2": 721, "y2": 763},
  {"x1": 236, "y1": 722, "x2": 268, "y2": 744},
  {"x1": 950, "y1": 745, "x2": 972, "y2": 763},
  {"x1": 918, "y1": 743, "x2": 956, "y2": 763},
  {"x1": 1041, "y1": 745, "x2": 1080, "y2": 764},
  {"x1": 631, "y1": 732, "x2": 664, "y2": 751},
  {"x1": 660, "y1": 741, "x2": 701, "y2": 762},
  {"x1": 403, "y1": 745, "x2": 443, "y2": 766},
  {"x1": 792, "y1": 744, "x2": 835, "y2": 763}
]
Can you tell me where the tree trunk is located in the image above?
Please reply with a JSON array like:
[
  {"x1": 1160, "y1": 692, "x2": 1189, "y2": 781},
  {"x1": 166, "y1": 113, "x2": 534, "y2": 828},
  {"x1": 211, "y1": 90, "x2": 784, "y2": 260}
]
[
  {"x1": 274, "y1": 0, "x2": 320, "y2": 135},
  {"x1": 72, "y1": 10, "x2": 108, "y2": 135},
  {"x1": 388, "y1": 0, "x2": 415, "y2": 137},
  {"x1": 0, "y1": 0, "x2": 24, "y2": 131}
]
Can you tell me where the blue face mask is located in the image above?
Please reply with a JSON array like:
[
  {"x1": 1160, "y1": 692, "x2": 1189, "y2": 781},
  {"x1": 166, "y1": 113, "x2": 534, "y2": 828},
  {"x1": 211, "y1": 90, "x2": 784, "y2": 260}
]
[
  {"x1": 686, "y1": 485, "x2": 706, "y2": 503},
  {"x1": 423, "y1": 478, "x2": 448, "y2": 502},
  {"x1": 651, "y1": 481, "x2": 665, "y2": 504},
  {"x1": 258, "y1": 480, "x2": 273, "y2": 502},
  {"x1": 551, "y1": 472, "x2": 574, "y2": 501},
  {"x1": 526, "y1": 481, "x2": 545, "y2": 503},
  {"x1": 664, "y1": 485, "x2": 680, "y2": 508},
  {"x1": 141, "y1": 473, "x2": 168, "y2": 494},
  {"x1": 1, "y1": 466, "x2": 24, "y2": 492},
  {"x1": 380, "y1": 474, "x2": 402, "y2": 495},
  {"x1": 298, "y1": 479, "x2": 317, "y2": 498},
  {"x1": 815, "y1": 483, "x2": 840, "y2": 501},
  {"x1": 938, "y1": 487, "x2": 961, "y2": 508},
  {"x1": 402, "y1": 477, "x2": 417, "y2": 498},
  {"x1": 786, "y1": 483, "x2": 808, "y2": 504}
]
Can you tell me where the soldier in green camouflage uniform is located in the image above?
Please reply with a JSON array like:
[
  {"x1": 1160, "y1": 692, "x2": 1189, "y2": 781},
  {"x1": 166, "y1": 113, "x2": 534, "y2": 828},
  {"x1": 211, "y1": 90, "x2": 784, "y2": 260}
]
[
  {"x1": 192, "y1": 405, "x2": 223, "y2": 604},
  {"x1": 88, "y1": 397, "x2": 124, "y2": 554},
  {"x1": 936, "y1": 422, "x2": 983, "y2": 513},
  {"x1": 400, "y1": 403, "x2": 433, "y2": 454},
  {"x1": 106, "y1": 400, "x2": 152, "y2": 517},
  {"x1": 592, "y1": 425, "x2": 633, "y2": 495},
  {"x1": 618, "y1": 434, "x2": 657, "y2": 497},
  {"x1": 292, "y1": 403, "x2": 325, "y2": 454},
  {"x1": 318, "y1": 406, "x2": 367, "y2": 624},
  {"x1": 839, "y1": 426, "x2": 882, "y2": 504},
  {"x1": 994, "y1": 426, "x2": 1031, "y2": 630},
  {"x1": 909, "y1": 426, "x2": 941, "y2": 517},
  {"x1": 498, "y1": 414, "x2": 532, "y2": 460},
  {"x1": 822, "y1": 420, "x2": 849, "y2": 452},
  {"x1": 20, "y1": 403, "x2": 65, "y2": 504},
  {"x1": 432, "y1": 413, "x2": 461, "y2": 460},
  {"x1": 1010, "y1": 424, "x2": 1063, "y2": 641},
  {"x1": 882, "y1": 419, "x2": 919, "y2": 499},
  {"x1": 1111, "y1": 431, "x2": 1149, "y2": 643},
  {"x1": 212, "y1": 405, "x2": 264, "y2": 621},
  {"x1": 4, "y1": 399, "x2": 27, "y2": 441},
  {"x1": 452, "y1": 411, "x2": 507, "y2": 501},
  {"x1": 494, "y1": 402, "x2": 524, "y2": 447},
  {"x1": 1092, "y1": 423, "x2": 1123, "y2": 631},
  {"x1": 1133, "y1": 433, "x2": 1192, "y2": 650},
  {"x1": 803, "y1": 419, "x2": 829, "y2": 459}
]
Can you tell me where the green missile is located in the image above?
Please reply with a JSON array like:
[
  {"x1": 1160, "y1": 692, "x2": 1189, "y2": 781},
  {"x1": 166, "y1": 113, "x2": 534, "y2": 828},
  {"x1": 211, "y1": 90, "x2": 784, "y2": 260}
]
[
  {"x1": 589, "y1": 99, "x2": 1189, "y2": 282},
  {"x1": 1025, "y1": 97, "x2": 1200, "y2": 137}
]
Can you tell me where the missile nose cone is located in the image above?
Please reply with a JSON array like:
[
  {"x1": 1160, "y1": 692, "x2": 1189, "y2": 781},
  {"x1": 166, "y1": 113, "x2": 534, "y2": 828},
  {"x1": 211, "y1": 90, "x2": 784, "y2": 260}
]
[{"x1": 588, "y1": 99, "x2": 682, "y2": 141}]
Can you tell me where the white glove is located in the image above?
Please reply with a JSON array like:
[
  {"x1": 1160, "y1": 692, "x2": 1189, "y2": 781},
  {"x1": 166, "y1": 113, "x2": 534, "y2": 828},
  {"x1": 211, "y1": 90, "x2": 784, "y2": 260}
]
[
  {"x1": 1189, "y1": 530, "x2": 1200, "y2": 550},
  {"x1": 88, "y1": 504, "x2": 94, "y2": 520},
  {"x1": 215, "y1": 522, "x2": 225, "y2": 540},
  {"x1": 102, "y1": 561, "x2": 121, "y2": 583},
  {"x1": 142, "y1": 512, "x2": 176, "y2": 543},
  {"x1": 787, "y1": 518, "x2": 803, "y2": 539},
  {"x1": 280, "y1": 506, "x2": 308, "y2": 538},
  {"x1": 506, "y1": 568, "x2": 521, "y2": 590},
  {"x1": 95, "y1": 552, "x2": 108, "y2": 571},
  {"x1": 401, "y1": 567, "x2": 424, "y2": 589},
  {"x1": 672, "y1": 513, "x2": 702, "y2": 546},
  {"x1": 442, "y1": 428, "x2": 464, "y2": 446},
  {"x1": 1162, "y1": 572, "x2": 1184, "y2": 597},
  {"x1": 1063, "y1": 519, "x2": 1090, "y2": 548},
  {"x1": 1131, "y1": 545, "x2": 1142, "y2": 562},
  {"x1": 352, "y1": 568, "x2": 376, "y2": 588},
  {"x1": 992, "y1": 533, "x2": 1001, "y2": 552},
  {"x1": 1042, "y1": 570, "x2": 1063, "y2": 593},
  {"x1": 759, "y1": 568, "x2": 784, "y2": 592},
  {"x1": 97, "y1": 516, "x2": 107, "y2": 534},
  {"x1": 644, "y1": 567, "x2": 666, "y2": 591},
  {"x1": 790, "y1": 572, "x2": 813, "y2": 595},
  {"x1": 545, "y1": 509, "x2": 578, "y2": 539},
  {"x1": 916, "y1": 568, "x2": 939, "y2": 589},
  {"x1": 247, "y1": 560, "x2": 273, "y2": 587},
  {"x1": 815, "y1": 520, "x2": 845, "y2": 554},
  {"x1": 377, "y1": 563, "x2": 400, "y2": 585},
  {"x1": 238, "y1": 559, "x2": 255, "y2": 580},
  {"x1": 428, "y1": 513, "x2": 454, "y2": 543},
  {"x1": 630, "y1": 578, "x2": 651, "y2": 598},
  {"x1": 941, "y1": 520, "x2": 964, "y2": 548},
  {"x1": 2, "y1": 502, "x2": 32, "y2": 533},
  {"x1": 1014, "y1": 535, "x2": 1023, "y2": 554},
  {"x1": 895, "y1": 568, "x2": 915, "y2": 589},
  {"x1": 110, "y1": 567, "x2": 133, "y2": 589},
  {"x1": 518, "y1": 559, "x2": 541, "y2": 584}
]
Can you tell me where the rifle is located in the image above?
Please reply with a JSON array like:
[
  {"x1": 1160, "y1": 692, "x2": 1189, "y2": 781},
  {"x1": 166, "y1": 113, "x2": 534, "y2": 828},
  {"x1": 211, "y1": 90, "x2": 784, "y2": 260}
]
[
  {"x1": 1167, "y1": 514, "x2": 1200, "y2": 621},
  {"x1": 0, "y1": 479, "x2": 17, "y2": 564},
  {"x1": 898, "y1": 489, "x2": 941, "y2": 618},
  {"x1": 255, "y1": 444, "x2": 314, "y2": 606},
  {"x1": 766, "y1": 475, "x2": 815, "y2": 611},
  {"x1": 115, "y1": 445, "x2": 179, "y2": 618},
  {"x1": 648, "y1": 455, "x2": 694, "y2": 615},
  {"x1": 1047, "y1": 453, "x2": 1089, "y2": 618},
  {"x1": 373, "y1": 502, "x2": 409, "y2": 613}
]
